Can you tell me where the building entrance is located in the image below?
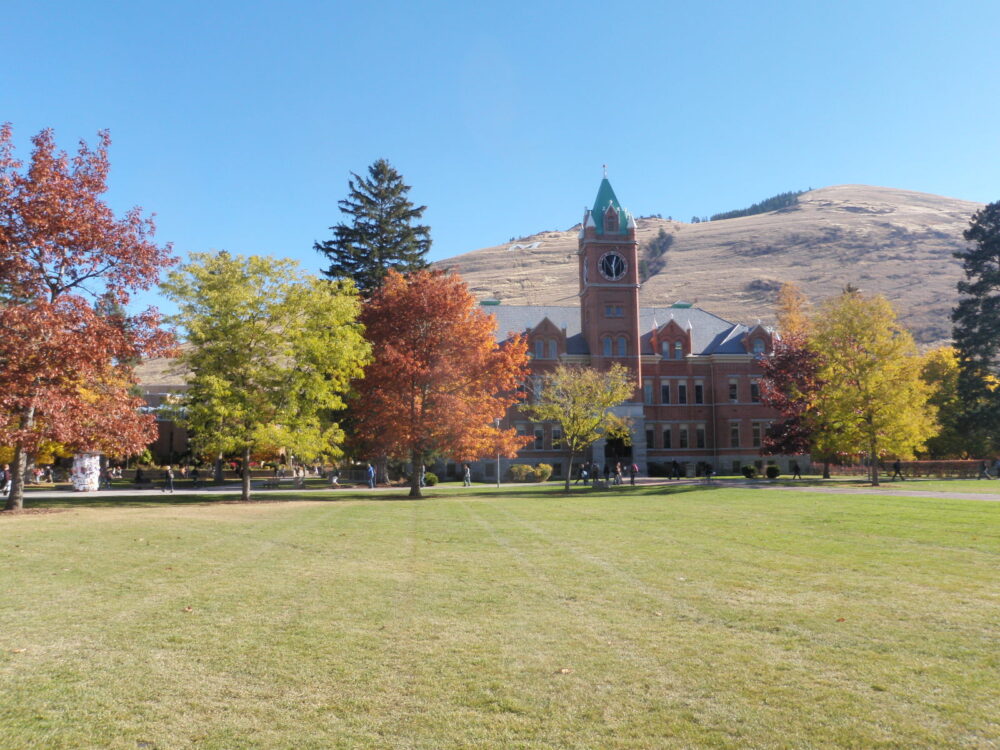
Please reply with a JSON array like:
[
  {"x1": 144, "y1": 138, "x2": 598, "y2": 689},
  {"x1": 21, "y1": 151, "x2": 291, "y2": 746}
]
[{"x1": 604, "y1": 436, "x2": 633, "y2": 464}]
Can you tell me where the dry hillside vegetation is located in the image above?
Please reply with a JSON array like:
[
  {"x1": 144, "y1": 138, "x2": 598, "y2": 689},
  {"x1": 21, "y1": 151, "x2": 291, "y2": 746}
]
[{"x1": 439, "y1": 185, "x2": 982, "y2": 347}]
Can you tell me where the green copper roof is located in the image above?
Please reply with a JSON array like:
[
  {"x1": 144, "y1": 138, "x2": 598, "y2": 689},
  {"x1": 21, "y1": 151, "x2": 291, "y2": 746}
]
[{"x1": 590, "y1": 177, "x2": 629, "y2": 234}]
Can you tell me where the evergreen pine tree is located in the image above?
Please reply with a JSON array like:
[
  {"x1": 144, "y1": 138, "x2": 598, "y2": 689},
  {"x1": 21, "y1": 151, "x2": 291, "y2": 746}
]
[
  {"x1": 951, "y1": 201, "x2": 1000, "y2": 450},
  {"x1": 314, "y1": 159, "x2": 431, "y2": 296}
]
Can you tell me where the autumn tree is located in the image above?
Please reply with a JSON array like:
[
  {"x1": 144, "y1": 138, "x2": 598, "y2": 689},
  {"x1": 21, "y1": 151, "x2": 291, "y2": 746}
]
[
  {"x1": 353, "y1": 269, "x2": 529, "y2": 498},
  {"x1": 920, "y1": 347, "x2": 975, "y2": 458},
  {"x1": 315, "y1": 159, "x2": 431, "y2": 297},
  {"x1": 759, "y1": 334, "x2": 823, "y2": 458},
  {"x1": 811, "y1": 291, "x2": 936, "y2": 485},
  {"x1": 952, "y1": 200, "x2": 1000, "y2": 451},
  {"x1": 521, "y1": 364, "x2": 633, "y2": 491},
  {"x1": 161, "y1": 252, "x2": 370, "y2": 502},
  {"x1": 760, "y1": 282, "x2": 826, "y2": 472},
  {"x1": 0, "y1": 125, "x2": 174, "y2": 510},
  {"x1": 775, "y1": 281, "x2": 812, "y2": 339}
]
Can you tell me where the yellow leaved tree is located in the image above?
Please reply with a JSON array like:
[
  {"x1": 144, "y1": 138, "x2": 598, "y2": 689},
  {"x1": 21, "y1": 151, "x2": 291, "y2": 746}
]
[{"x1": 811, "y1": 290, "x2": 936, "y2": 485}]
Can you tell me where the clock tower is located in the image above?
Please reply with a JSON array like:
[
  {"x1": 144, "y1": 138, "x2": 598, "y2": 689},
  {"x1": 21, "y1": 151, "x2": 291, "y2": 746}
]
[{"x1": 579, "y1": 176, "x2": 642, "y2": 394}]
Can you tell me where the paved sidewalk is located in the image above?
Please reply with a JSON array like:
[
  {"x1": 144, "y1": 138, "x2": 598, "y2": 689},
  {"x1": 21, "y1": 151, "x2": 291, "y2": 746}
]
[
  {"x1": 9, "y1": 477, "x2": 1000, "y2": 503},
  {"x1": 712, "y1": 478, "x2": 1000, "y2": 502}
]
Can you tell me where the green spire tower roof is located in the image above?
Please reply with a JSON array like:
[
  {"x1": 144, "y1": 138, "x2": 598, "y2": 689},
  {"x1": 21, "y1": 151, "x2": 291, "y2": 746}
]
[{"x1": 589, "y1": 177, "x2": 630, "y2": 234}]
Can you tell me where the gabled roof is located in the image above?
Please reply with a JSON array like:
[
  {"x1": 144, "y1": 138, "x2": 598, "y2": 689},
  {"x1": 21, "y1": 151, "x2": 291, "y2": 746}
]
[{"x1": 487, "y1": 303, "x2": 763, "y2": 357}]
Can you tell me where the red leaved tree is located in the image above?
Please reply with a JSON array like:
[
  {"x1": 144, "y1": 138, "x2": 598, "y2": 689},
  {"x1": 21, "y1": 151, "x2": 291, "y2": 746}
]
[
  {"x1": 353, "y1": 270, "x2": 529, "y2": 497},
  {"x1": 0, "y1": 125, "x2": 174, "y2": 509},
  {"x1": 759, "y1": 332, "x2": 824, "y2": 467}
]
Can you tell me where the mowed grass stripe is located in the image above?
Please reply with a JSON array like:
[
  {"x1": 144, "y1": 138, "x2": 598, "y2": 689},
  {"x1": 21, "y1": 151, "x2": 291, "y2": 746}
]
[
  {"x1": 1, "y1": 490, "x2": 997, "y2": 749},
  {"x1": 478, "y1": 491, "x2": 999, "y2": 747}
]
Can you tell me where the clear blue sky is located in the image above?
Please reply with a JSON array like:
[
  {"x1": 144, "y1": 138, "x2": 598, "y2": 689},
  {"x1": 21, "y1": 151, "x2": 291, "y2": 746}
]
[{"x1": 3, "y1": 0, "x2": 999, "y2": 313}]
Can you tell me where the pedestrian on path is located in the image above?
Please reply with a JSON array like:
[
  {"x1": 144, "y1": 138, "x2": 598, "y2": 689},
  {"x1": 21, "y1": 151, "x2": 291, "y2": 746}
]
[
  {"x1": 791, "y1": 461, "x2": 802, "y2": 480},
  {"x1": 463, "y1": 464, "x2": 472, "y2": 486},
  {"x1": 161, "y1": 465, "x2": 175, "y2": 494},
  {"x1": 978, "y1": 461, "x2": 992, "y2": 480},
  {"x1": 629, "y1": 463, "x2": 638, "y2": 486},
  {"x1": 891, "y1": 459, "x2": 905, "y2": 481},
  {"x1": 367, "y1": 463, "x2": 376, "y2": 489}
]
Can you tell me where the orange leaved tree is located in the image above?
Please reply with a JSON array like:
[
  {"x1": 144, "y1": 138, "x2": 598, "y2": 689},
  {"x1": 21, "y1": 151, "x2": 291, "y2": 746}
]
[
  {"x1": 0, "y1": 125, "x2": 174, "y2": 509},
  {"x1": 354, "y1": 270, "x2": 529, "y2": 497}
]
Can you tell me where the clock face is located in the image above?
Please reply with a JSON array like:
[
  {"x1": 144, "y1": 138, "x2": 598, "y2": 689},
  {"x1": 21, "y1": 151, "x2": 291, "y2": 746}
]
[{"x1": 599, "y1": 251, "x2": 627, "y2": 281}]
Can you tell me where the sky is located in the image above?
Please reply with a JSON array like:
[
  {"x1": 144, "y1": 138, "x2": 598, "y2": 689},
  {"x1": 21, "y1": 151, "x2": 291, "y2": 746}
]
[{"x1": 3, "y1": 0, "x2": 1000, "y2": 315}]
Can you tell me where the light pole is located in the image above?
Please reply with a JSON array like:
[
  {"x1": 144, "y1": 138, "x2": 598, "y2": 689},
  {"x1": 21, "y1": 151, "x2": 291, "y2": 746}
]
[{"x1": 495, "y1": 417, "x2": 501, "y2": 489}]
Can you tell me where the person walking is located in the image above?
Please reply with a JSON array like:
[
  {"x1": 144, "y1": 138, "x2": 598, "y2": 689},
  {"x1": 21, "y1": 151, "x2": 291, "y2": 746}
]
[
  {"x1": 891, "y1": 459, "x2": 904, "y2": 481},
  {"x1": 614, "y1": 462, "x2": 623, "y2": 486},
  {"x1": 419, "y1": 464, "x2": 426, "y2": 488},
  {"x1": 190, "y1": 466, "x2": 200, "y2": 488},
  {"x1": 367, "y1": 463, "x2": 376, "y2": 489},
  {"x1": 162, "y1": 465, "x2": 175, "y2": 494},
  {"x1": 629, "y1": 463, "x2": 638, "y2": 486},
  {"x1": 462, "y1": 464, "x2": 472, "y2": 487},
  {"x1": 0, "y1": 464, "x2": 10, "y2": 496},
  {"x1": 791, "y1": 461, "x2": 802, "y2": 480},
  {"x1": 978, "y1": 460, "x2": 992, "y2": 480},
  {"x1": 671, "y1": 460, "x2": 681, "y2": 481}
]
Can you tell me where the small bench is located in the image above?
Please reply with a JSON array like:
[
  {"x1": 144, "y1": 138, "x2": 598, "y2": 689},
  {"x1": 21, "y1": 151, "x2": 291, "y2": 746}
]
[{"x1": 257, "y1": 477, "x2": 305, "y2": 490}]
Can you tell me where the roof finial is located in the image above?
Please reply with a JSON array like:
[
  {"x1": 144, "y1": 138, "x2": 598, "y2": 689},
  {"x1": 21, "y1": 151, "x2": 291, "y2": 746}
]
[{"x1": 602, "y1": 164, "x2": 608, "y2": 178}]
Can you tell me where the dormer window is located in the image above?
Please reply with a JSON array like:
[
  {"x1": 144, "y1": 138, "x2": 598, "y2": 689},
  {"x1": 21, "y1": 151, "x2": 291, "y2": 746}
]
[
  {"x1": 752, "y1": 338, "x2": 766, "y2": 355},
  {"x1": 674, "y1": 341, "x2": 684, "y2": 359},
  {"x1": 534, "y1": 339, "x2": 545, "y2": 359},
  {"x1": 547, "y1": 339, "x2": 558, "y2": 359},
  {"x1": 604, "y1": 204, "x2": 619, "y2": 232}
]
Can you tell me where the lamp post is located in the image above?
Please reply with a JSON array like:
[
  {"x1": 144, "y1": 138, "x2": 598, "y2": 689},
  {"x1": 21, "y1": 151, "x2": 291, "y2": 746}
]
[{"x1": 495, "y1": 417, "x2": 501, "y2": 489}]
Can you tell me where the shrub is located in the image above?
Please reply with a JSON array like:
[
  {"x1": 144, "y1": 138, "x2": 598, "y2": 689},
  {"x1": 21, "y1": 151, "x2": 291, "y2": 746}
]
[
  {"x1": 508, "y1": 464, "x2": 534, "y2": 482},
  {"x1": 424, "y1": 471, "x2": 438, "y2": 486},
  {"x1": 508, "y1": 464, "x2": 551, "y2": 482},
  {"x1": 741, "y1": 465, "x2": 757, "y2": 479},
  {"x1": 765, "y1": 465, "x2": 781, "y2": 479}
]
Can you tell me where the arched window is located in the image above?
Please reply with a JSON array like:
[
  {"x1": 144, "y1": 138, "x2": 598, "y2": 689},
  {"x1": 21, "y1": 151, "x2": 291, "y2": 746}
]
[
  {"x1": 534, "y1": 339, "x2": 545, "y2": 359},
  {"x1": 616, "y1": 336, "x2": 627, "y2": 357},
  {"x1": 602, "y1": 336, "x2": 613, "y2": 357},
  {"x1": 548, "y1": 339, "x2": 558, "y2": 359},
  {"x1": 674, "y1": 341, "x2": 683, "y2": 359},
  {"x1": 661, "y1": 340, "x2": 670, "y2": 358},
  {"x1": 604, "y1": 205, "x2": 619, "y2": 232},
  {"x1": 752, "y1": 338, "x2": 766, "y2": 355}
]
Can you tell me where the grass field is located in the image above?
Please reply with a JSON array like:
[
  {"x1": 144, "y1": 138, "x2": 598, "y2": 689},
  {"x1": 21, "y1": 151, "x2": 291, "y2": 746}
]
[{"x1": 2, "y1": 485, "x2": 998, "y2": 749}]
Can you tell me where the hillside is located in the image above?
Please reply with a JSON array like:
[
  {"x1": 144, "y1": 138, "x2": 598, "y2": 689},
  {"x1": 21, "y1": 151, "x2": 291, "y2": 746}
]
[{"x1": 438, "y1": 185, "x2": 983, "y2": 347}]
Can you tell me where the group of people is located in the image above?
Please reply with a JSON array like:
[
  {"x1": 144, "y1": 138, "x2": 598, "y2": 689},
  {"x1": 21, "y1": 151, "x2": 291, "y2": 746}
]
[
  {"x1": 977, "y1": 459, "x2": 1000, "y2": 479},
  {"x1": 574, "y1": 460, "x2": 640, "y2": 486}
]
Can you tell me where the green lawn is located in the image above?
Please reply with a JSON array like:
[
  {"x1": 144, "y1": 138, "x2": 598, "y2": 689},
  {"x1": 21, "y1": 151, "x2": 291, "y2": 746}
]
[{"x1": 2, "y1": 486, "x2": 997, "y2": 749}]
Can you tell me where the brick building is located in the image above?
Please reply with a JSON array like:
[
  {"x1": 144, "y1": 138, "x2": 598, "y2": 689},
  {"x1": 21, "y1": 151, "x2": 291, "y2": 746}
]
[{"x1": 472, "y1": 177, "x2": 784, "y2": 482}]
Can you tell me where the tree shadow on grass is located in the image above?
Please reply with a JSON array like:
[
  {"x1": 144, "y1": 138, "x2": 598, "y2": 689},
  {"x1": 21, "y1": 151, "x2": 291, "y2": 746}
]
[{"x1": 11, "y1": 481, "x2": 727, "y2": 511}]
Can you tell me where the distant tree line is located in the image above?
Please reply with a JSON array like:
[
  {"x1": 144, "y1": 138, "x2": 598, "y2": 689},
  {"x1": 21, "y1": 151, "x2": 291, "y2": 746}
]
[
  {"x1": 639, "y1": 228, "x2": 674, "y2": 282},
  {"x1": 709, "y1": 189, "x2": 808, "y2": 222}
]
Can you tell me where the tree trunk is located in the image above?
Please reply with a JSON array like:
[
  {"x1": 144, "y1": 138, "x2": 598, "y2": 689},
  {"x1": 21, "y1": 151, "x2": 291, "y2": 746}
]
[
  {"x1": 5, "y1": 443, "x2": 28, "y2": 511},
  {"x1": 564, "y1": 452, "x2": 575, "y2": 492},
  {"x1": 241, "y1": 446, "x2": 251, "y2": 501},
  {"x1": 409, "y1": 450, "x2": 422, "y2": 499},
  {"x1": 5, "y1": 407, "x2": 36, "y2": 511},
  {"x1": 870, "y1": 438, "x2": 880, "y2": 486},
  {"x1": 822, "y1": 460, "x2": 831, "y2": 479},
  {"x1": 214, "y1": 454, "x2": 224, "y2": 484}
]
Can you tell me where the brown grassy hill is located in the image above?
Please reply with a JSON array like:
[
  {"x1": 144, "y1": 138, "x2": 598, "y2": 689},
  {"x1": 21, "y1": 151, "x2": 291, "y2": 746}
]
[{"x1": 438, "y1": 185, "x2": 983, "y2": 347}]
